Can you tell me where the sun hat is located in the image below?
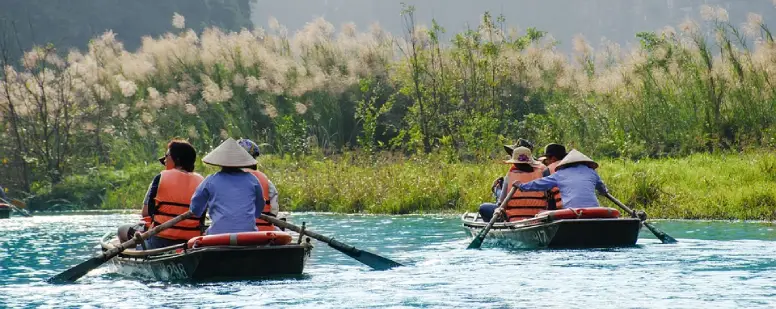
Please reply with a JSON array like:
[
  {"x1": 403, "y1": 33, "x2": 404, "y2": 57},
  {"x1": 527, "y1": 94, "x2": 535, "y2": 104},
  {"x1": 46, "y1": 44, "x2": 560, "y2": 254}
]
[
  {"x1": 202, "y1": 138, "x2": 258, "y2": 167},
  {"x1": 555, "y1": 149, "x2": 599, "y2": 170},
  {"x1": 504, "y1": 146, "x2": 541, "y2": 166},
  {"x1": 503, "y1": 138, "x2": 534, "y2": 155},
  {"x1": 237, "y1": 138, "x2": 261, "y2": 158}
]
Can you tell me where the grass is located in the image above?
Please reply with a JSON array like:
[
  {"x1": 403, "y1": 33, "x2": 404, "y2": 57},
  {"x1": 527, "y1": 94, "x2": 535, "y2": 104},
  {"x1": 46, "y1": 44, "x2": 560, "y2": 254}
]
[{"x1": 27, "y1": 151, "x2": 776, "y2": 220}]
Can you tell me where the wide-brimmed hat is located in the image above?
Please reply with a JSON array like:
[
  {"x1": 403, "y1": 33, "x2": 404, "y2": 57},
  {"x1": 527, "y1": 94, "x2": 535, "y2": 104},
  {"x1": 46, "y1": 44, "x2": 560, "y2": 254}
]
[
  {"x1": 542, "y1": 143, "x2": 568, "y2": 160},
  {"x1": 504, "y1": 146, "x2": 541, "y2": 166},
  {"x1": 556, "y1": 149, "x2": 598, "y2": 170},
  {"x1": 202, "y1": 138, "x2": 258, "y2": 167},
  {"x1": 503, "y1": 138, "x2": 534, "y2": 155}
]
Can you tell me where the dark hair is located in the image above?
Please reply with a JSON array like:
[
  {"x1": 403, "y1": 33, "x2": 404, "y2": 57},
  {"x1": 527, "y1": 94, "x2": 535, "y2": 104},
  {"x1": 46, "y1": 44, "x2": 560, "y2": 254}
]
[
  {"x1": 514, "y1": 163, "x2": 534, "y2": 173},
  {"x1": 167, "y1": 139, "x2": 196, "y2": 172}
]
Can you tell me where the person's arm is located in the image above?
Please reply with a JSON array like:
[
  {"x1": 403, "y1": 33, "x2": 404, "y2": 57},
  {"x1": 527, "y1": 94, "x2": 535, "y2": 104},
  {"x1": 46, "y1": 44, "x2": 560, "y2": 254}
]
[
  {"x1": 142, "y1": 174, "x2": 161, "y2": 217},
  {"x1": 189, "y1": 177, "x2": 211, "y2": 217},
  {"x1": 517, "y1": 174, "x2": 559, "y2": 192},
  {"x1": 595, "y1": 173, "x2": 609, "y2": 194},
  {"x1": 267, "y1": 180, "x2": 279, "y2": 216},
  {"x1": 254, "y1": 179, "x2": 265, "y2": 219},
  {"x1": 497, "y1": 171, "x2": 512, "y2": 203}
]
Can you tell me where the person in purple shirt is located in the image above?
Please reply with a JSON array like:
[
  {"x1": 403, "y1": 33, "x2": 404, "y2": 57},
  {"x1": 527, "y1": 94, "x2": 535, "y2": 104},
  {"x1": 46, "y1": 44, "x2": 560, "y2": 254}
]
[
  {"x1": 189, "y1": 138, "x2": 265, "y2": 235},
  {"x1": 515, "y1": 149, "x2": 609, "y2": 208}
]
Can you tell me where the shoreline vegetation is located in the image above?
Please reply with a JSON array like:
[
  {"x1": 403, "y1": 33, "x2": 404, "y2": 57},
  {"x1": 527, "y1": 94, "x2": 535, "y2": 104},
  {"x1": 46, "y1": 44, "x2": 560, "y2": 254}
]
[
  {"x1": 23, "y1": 151, "x2": 776, "y2": 220},
  {"x1": 2, "y1": 5, "x2": 776, "y2": 219}
]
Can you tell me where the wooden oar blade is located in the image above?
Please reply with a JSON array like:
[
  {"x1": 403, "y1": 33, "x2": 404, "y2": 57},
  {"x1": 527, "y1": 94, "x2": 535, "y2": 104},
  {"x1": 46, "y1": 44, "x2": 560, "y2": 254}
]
[
  {"x1": 645, "y1": 222, "x2": 677, "y2": 244},
  {"x1": 326, "y1": 242, "x2": 403, "y2": 270},
  {"x1": 47, "y1": 255, "x2": 105, "y2": 284},
  {"x1": 466, "y1": 236, "x2": 484, "y2": 250}
]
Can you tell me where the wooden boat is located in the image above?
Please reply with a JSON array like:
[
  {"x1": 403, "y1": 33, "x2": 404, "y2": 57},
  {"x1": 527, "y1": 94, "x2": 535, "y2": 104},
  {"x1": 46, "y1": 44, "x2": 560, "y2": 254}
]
[
  {"x1": 0, "y1": 203, "x2": 11, "y2": 219},
  {"x1": 99, "y1": 231, "x2": 313, "y2": 281},
  {"x1": 461, "y1": 207, "x2": 642, "y2": 249}
]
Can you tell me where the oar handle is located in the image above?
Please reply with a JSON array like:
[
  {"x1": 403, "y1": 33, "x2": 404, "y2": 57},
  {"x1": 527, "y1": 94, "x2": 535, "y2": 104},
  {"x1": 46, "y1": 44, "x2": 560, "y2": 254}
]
[
  {"x1": 603, "y1": 193, "x2": 637, "y2": 218},
  {"x1": 101, "y1": 211, "x2": 194, "y2": 260},
  {"x1": 259, "y1": 214, "x2": 358, "y2": 253}
]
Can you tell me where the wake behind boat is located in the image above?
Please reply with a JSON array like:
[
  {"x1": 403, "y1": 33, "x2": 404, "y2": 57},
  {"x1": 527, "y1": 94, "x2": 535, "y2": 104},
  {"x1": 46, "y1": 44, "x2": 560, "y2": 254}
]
[
  {"x1": 99, "y1": 230, "x2": 313, "y2": 281},
  {"x1": 462, "y1": 207, "x2": 642, "y2": 249}
]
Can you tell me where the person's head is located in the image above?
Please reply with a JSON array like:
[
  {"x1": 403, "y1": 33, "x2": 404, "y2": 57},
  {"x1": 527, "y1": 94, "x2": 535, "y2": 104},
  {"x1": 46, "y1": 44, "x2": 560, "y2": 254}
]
[
  {"x1": 237, "y1": 138, "x2": 261, "y2": 170},
  {"x1": 503, "y1": 138, "x2": 534, "y2": 156},
  {"x1": 555, "y1": 149, "x2": 599, "y2": 171},
  {"x1": 504, "y1": 146, "x2": 540, "y2": 172},
  {"x1": 159, "y1": 139, "x2": 197, "y2": 172},
  {"x1": 542, "y1": 143, "x2": 568, "y2": 164},
  {"x1": 202, "y1": 137, "x2": 258, "y2": 171}
]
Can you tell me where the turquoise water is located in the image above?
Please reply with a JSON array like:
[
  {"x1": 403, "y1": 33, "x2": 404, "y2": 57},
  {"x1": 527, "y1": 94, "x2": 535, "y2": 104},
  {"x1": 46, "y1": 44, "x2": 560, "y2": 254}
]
[{"x1": 1, "y1": 213, "x2": 775, "y2": 308}]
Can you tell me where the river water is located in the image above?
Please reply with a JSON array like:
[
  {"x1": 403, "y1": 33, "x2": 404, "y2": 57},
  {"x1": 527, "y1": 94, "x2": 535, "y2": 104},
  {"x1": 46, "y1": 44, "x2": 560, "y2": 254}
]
[{"x1": 1, "y1": 213, "x2": 775, "y2": 308}]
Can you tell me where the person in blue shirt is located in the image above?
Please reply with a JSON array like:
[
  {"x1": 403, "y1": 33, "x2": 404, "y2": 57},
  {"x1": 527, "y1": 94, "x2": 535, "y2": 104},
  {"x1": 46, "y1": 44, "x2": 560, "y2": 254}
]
[
  {"x1": 515, "y1": 149, "x2": 609, "y2": 208},
  {"x1": 189, "y1": 138, "x2": 265, "y2": 235}
]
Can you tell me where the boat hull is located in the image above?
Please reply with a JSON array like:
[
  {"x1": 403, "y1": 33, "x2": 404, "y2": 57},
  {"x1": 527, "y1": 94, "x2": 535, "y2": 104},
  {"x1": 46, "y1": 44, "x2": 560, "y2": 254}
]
[
  {"x1": 103, "y1": 240, "x2": 312, "y2": 281},
  {"x1": 462, "y1": 213, "x2": 642, "y2": 249},
  {"x1": 0, "y1": 205, "x2": 10, "y2": 219}
]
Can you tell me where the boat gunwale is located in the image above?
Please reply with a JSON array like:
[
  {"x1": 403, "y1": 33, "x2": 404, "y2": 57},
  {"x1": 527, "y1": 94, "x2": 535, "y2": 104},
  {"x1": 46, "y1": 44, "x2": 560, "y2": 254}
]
[
  {"x1": 461, "y1": 212, "x2": 642, "y2": 230},
  {"x1": 100, "y1": 232, "x2": 312, "y2": 261}
]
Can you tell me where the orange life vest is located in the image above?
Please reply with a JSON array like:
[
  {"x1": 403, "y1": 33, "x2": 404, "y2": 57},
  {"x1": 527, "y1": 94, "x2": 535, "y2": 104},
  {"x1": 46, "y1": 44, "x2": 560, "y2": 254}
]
[
  {"x1": 504, "y1": 165, "x2": 548, "y2": 222},
  {"x1": 548, "y1": 162, "x2": 563, "y2": 209},
  {"x1": 244, "y1": 169, "x2": 275, "y2": 231},
  {"x1": 152, "y1": 169, "x2": 205, "y2": 241}
]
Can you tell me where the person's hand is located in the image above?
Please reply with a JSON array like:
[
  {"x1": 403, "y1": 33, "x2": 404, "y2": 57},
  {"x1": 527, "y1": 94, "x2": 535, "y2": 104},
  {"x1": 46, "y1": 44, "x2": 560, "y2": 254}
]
[
  {"x1": 511, "y1": 181, "x2": 522, "y2": 190},
  {"x1": 491, "y1": 177, "x2": 504, "y2": 192}
]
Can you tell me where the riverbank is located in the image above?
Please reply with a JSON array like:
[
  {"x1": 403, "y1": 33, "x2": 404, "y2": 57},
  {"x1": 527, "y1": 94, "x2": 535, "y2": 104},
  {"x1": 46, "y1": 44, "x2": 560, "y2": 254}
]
[{"x1": 21, "y1": 151, "x2": 776, "y2": 220}]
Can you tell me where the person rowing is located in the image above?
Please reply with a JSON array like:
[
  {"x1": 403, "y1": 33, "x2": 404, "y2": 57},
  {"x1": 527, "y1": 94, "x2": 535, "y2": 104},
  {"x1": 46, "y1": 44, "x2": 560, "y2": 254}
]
[
  {"x1": 237, "y1": 138, "x2": 280, "y2": 231},
  {"x1": 514, "y1": 149, "x2": 609, "y2": 209},
  {"x1": 188, "y1": 138, "x2": 266, "y2": 235},
  {"x1": 482, "y1": 146, "x2": 550, "y2": 222},
  {"x1": 117, "y1": 139, "x2": 205, "y2": 249}
]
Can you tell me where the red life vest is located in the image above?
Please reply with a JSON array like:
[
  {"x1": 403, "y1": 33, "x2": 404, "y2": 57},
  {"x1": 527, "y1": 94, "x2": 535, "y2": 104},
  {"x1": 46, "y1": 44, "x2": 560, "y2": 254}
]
[
  {"x1": 152, "y1": 169, "x2": 205, "y2": 240},
  {"x1": 244, "y1": 169, "x2": 275, "y2": 231},
  {"x1": 504, "y1": 165, "x2": 548, "y2": 222},
  {"x1": 548, "y1": 161, "x2": 563, "y2": 209}
]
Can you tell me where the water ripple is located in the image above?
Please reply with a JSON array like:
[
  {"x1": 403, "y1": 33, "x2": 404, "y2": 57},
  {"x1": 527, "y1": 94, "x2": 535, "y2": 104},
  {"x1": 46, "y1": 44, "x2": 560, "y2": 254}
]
[{"x1": 0, "y1": 214, "x2": 775, "y2": 308}]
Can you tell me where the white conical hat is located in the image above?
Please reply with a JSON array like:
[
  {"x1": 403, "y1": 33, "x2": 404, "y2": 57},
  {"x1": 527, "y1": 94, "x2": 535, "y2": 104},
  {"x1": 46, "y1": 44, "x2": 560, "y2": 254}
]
[
  {"x1": 556, "y1": 149, "x2": 599, "y2": 170},
  {"x1": 202, "y1": 138, "x2": 258, "y2": 167}
]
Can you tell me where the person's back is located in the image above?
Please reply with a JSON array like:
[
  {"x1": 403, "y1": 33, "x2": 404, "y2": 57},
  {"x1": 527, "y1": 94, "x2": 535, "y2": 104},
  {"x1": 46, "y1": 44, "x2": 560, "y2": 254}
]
[
  {"x1": 192, "y1": 170, "x2": 263, "y2": 235},
  {"x1": 517, "y1": 149, "x2": 608, "y2": 209},
  {"x1": 551, "y1": 164, "x2": 605, "y2": 208},
  {"x1": 189, "y1": 138, "x2": 265, "y2": 236},
  {"x1": 503, "y1": 164, "x2": 548, "y2": 221}
]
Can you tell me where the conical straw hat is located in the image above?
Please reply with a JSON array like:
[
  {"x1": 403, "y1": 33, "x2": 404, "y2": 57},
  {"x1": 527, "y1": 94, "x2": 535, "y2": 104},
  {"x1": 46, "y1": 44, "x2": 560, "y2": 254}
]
[
  {"x1": 202, "y1": 138, "x2": 258, "y2": 167},
  {"x1": 504, "y1": 146, "x2": 541, "y2": 166},
  {"x1": 556, "y1": 149, "x2": 599, "y2": 170}
]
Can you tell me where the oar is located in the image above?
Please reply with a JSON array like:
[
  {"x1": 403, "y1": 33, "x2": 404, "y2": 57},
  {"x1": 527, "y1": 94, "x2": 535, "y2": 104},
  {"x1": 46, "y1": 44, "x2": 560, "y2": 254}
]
[
  {"x1": 260, "y1": 214, "x2": 403, "y2": 271},
  {"x1": 604, "y1": 193, "x2": 677, "y2": 244},
  {"x1": 0, "y1": 197, "x2": 31, "y2": 217},
  {"x1": 47, "y1": 211, "x2": 194, "y2": 284},
  {"x1": 467, "y1": 186, "x2": 518, "y2": 249}
]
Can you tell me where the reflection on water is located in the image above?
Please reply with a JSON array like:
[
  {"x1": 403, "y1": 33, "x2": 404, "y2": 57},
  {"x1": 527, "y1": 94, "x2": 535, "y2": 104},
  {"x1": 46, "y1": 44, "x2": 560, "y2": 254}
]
[{"x1": 1, "y1": 213, "x2": 775, "y2": 308}]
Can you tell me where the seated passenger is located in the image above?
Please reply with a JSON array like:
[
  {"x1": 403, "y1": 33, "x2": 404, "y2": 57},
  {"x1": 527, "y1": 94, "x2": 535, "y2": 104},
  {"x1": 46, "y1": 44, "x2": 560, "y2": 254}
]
[
  {"x1": 540, "y1": 143, "x2": 568, "y2": 210},
  {"x1": 119, "y1": 139, "x2": 205, "y2": 249},
  {"x1": 479, "y1": 146, "x2": 549, "y2": 222},
  {"x1": 482, "y1": 139, "x2": 537, "y2": 218},
  {"x1": 516, "y1": 149, "x2": 609, "y2": 209},
  {"x1": 237, "y1": 138, "x2": 280, "y2": 231},
  {"x1": 189, "y1": 138, "x2": 265, "y2": 235}
]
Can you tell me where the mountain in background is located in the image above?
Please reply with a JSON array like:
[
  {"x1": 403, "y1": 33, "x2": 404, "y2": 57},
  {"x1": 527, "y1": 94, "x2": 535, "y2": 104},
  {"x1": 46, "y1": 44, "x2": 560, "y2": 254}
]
[
  {"x1": 0, "y1": 0, "x2": 252, "y2": 63},
  {"x1": 251, "y1": 0, "x2": 776, "y2": 50}
]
